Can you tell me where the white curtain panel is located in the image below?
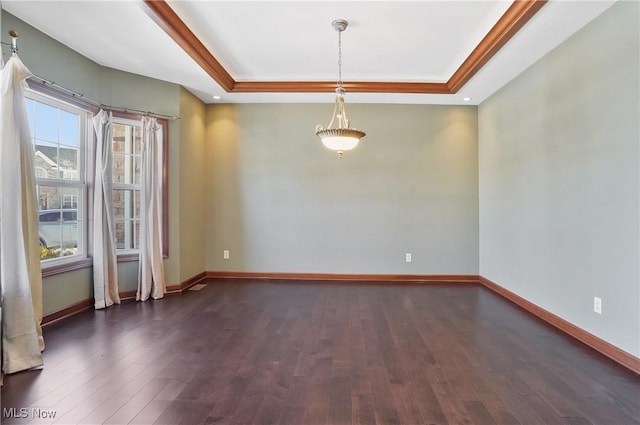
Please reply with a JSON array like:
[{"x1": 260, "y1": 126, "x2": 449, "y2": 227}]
[
  {"x1": 137, "y1": 117, "x2": 166, "y2": 301},
  {"x1": 0, "y1": 55, "x2": 44, "y2": 374},
  {"x1": 92, "y1": 110, "x2": 120, "y2": 309}
]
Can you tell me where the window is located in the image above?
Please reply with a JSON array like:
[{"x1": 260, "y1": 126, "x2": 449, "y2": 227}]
[
  {"x1": 25, "y1": 91, "x2": 88, "y2": 263},
  {"x1": 111, "y1": 119, "x2": 142, "y2": 251},
  {"x1": 62, "y1": 194, "x2": 78, "y2": 209},
  {"x1": 110, "y1": 116, "x2": 168, "y2": 258},
  {"x1": 24, "y1": 80, "x2": 169, "y2": 274}
]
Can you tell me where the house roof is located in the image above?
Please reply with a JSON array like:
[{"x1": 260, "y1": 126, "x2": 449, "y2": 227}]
[{"x1": 35, "y1": 145, "x2": 78, "y2": 170}]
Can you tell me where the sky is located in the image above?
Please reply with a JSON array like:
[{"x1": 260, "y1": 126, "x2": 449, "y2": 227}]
[{"x1": 25, "y1": 97, "x2": 79, "y2": 151}]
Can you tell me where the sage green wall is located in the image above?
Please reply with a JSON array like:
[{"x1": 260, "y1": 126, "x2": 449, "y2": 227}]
[
  {"x1": 42, "y1": 268, "x2": 92, "y2": 314},
  {"x1": 1, "y1": 12, "x2": 198, "y2": 314},
  {"x1": 205, "y1": 103, "x2": 479, "y2": 274},
  {"x1": 178, "y1": 88, "x2": 207, "y2": 281},
  {"x1": 2, "y1": 12, "x2": 101, "y2": 100},
  {"x1": 479, "y1": 1, "x2": 640, "y2": 357}
]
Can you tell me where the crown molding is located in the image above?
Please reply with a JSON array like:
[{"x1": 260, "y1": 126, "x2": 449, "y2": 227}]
[
  {"x1": 231, "y1": 81, "x2": 452, "y2": 94},
  {"x1": 141, "y1": 0, "x2": 235, "y2": 91},
  {"x1": 447, "y1": 0, "x2": 547, "y2": 93},
  {"x1": 142, "y1": 0, "x2": 547, "y2": 95}
]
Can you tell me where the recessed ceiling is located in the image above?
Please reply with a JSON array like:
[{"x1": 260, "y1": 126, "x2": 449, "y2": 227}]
[
  {"x1": 2, "y1": 0, "x2": 615, "y2": 105},
  {"x1": 166, "y1": 1, "x2": 511, "y2": 82}
]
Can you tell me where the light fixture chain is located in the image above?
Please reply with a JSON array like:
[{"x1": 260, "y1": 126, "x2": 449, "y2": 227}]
[{"x1": 337, "y1": 28, "x2": 343, "y2": 89}]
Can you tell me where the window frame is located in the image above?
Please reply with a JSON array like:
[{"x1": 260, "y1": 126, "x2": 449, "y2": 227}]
[
  {"x1": 111, "y1": 111, "x2": 169, "y2": 262},
  {"x1": 111, "y1": 116, "x2": 143, "y2": 256},
  {"x1": 25, "y1": 87, "x2": 92, "y2": 275},
  {"x1": 25, "y1": 80, "x2": 169, "y2": 276}
]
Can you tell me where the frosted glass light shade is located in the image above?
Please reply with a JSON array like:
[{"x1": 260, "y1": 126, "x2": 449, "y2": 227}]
[{"x1": 316, "y1": 128, "x2": 365, "y2": 152}]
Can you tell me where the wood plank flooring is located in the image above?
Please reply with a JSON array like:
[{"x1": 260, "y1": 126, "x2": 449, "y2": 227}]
[{"x1": 2, "y1": 279, "x2": 639, "y2": 425}]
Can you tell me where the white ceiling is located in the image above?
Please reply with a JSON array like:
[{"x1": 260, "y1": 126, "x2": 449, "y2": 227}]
[{"x1": 2, "y1": 0, "x2": 615, "y2": 105}]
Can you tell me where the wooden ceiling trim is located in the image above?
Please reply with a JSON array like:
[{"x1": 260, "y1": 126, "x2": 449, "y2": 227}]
[
  {"x1": 447, "y1": 0, "x2": 548, "y2": 93},
  {"x1": 343, "y1": 82, "x2": 451, "y2": 94},
  {"x1": 141, "y1": 0, "x2": 235, "y2": 91},
  {"x1": 143, "y1": 0, "x2": 547, "y2": 95},
  {"x1": 232, "y1": 81, "x2": 451, "y2": 94},
  {"x1": 232, "y1": 81, "x2": 336, "y2": 93}
]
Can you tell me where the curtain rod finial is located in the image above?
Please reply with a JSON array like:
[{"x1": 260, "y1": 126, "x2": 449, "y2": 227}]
[{"x1": 9, "y1": 30, "x2": 19, "y2": 55}]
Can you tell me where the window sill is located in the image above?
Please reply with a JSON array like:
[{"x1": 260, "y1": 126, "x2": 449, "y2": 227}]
[
  {"x1": 40, "y1": 252, "x2": 138, "y2": 277},
  {"x1": 42, "y1": 257, "x2": 93, "y2": 278},
  {"x1": 41, "y1": 252, "x2": 167, "y2": 277},
  {"x1": 117, "y1": 251, "x2": 169, "y2": 261},
  {"x1": 117, "y1": 252, "x2": 140, "y2": 262}
]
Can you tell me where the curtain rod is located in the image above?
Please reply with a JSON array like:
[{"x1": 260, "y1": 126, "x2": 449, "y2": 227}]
[
  {"x1": 27, "y1": 74, "x2": 180, "y2": 121},
  {"x1": 2, "y1": 28, "x2": 179, "y2": 120}
]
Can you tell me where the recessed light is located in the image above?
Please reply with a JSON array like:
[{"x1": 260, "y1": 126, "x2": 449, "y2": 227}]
[
  {"x1": 213, "y1": 95, "x2": 221, "y2": 100},
  {"x1": 463, "y1": 97, "x2": 472, "y2": 102}
]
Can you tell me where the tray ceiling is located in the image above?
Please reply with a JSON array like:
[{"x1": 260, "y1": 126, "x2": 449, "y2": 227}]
[{"x1": 2, "y1": 1, "x2": 616, "y2": 104}]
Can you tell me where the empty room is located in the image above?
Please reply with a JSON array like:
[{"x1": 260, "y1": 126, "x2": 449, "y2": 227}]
[{"x1": 0, "y1": 1, "x2": 638, "y2": 424}]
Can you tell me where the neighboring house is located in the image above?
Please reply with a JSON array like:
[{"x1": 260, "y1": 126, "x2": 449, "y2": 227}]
[{"x1": 34, "y1": 145, "x2": 79, "y2": 210}]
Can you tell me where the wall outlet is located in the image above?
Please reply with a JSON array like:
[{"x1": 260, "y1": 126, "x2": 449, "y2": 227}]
[
  {"x1": 405, "y1": 253, "x2": 412, "y2": 263},
  {"x1": 593, "y1": 296, "x2": 602, "y2": 315},
  {"x1": 223, "y1": 250, "x2": 230, "y2": 260}
]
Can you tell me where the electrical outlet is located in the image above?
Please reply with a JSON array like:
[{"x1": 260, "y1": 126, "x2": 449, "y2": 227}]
[
  {"x1": 593, "y1": 296, "x2": 602, "y2": 315},
  {"x1": 223, "y1": 250, "x2": 230, "y2": 260},
  {"x1": 405, "y1": 253, "x2": 412, "y2": 263}
]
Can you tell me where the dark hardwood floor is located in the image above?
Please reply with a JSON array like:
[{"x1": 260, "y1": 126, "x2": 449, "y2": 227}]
[{"x1": 2, "y1": 279, "x2": 639, "y2": 425}]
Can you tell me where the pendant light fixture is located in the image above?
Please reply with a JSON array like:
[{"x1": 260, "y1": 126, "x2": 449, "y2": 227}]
[{"x1": 315, "y1": 19, "x2": 365, "y2": 158}]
